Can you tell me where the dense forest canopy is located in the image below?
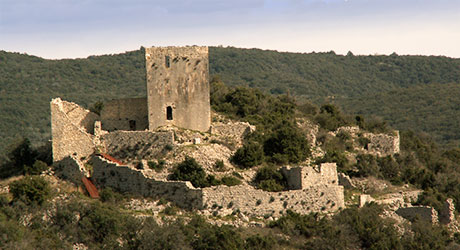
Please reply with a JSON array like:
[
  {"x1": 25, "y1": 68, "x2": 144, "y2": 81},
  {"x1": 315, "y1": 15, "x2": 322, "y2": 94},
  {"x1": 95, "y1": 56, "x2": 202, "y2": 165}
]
[{"x1": 1, "y1": 47, "x2": 460, "y2": 161}]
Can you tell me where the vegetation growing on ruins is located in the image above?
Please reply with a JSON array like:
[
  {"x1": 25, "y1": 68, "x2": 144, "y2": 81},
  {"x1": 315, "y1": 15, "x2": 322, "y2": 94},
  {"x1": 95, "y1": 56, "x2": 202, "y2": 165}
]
[{"x1": 2, "y1": 47, "x2": 460, "y2": 248}]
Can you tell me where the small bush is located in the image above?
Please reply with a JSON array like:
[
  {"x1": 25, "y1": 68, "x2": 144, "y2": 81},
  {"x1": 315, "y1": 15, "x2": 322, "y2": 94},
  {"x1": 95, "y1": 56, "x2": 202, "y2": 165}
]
[
  {"x1": 263, "y1": 124, "x2": 310, "y2": 164},
  {"x1": 170, "y1": 157, "x2": 209, "y2": 188},
  {"x1": 24, "y1": 160, "x2": 49, "y2": 175},
  {"x1": 214, "y1": 160, "x2": 225, "y2": 171},
  {"x1": 9, "y1": 176, "x2": 51, "y2": 206},
  {"x1": 231, "y1": 142, "x2": 264, "y2": 168},
  {"x1": 164, "y1": 144, "x2": 174, "y2": 151},
  {"x1": 162, "y1": 206, "x2": 178, "y2": 216},
  {"x1": 147, "y1": 160, "x2": 165, "y2": 172},
  {"x1": 100, "y1": 187, "x2": 122, "y2": 203},
  {"x1": 254, "y1": 166, "x2": 287, "y2": 192},
  {"x1": 221, "y1": 176, "x2": 242, "y2": 186}
]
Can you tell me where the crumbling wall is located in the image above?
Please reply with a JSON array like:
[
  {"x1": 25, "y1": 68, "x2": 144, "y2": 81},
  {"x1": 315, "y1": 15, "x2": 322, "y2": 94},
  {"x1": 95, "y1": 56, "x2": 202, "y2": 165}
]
[
  {"x1": 363, "y1": 131, "x2": 400, "y2": 156},
  {"x1": 210, "y1": 121, "x2": 255, "y2": 148},
  {"x1": 332, "y1": 126, "x2": 400, "y2": 157},
  {"x1": 91, "y1": 156, "x2": 202, "y2": 209},
  {"x1": 440, "y1": 198, "x2": 456, "y2": 225},
  {"x1": 51, "y1": 98, "x2": 99, "y2": 162},
  {"x1": 280, "y1": 167, "x2": 303, "y2": 190},
  {"x1": 101, "y1": 131, "x2": 174, "y2": 161},
  {"x1": 396, "y1": 206, "x2": 439, "y2": 224},
  {"x1": 281, "y1": 163, "x2": 338, "y2": 190},
  {"x1": 101, "y1": 98, "x2": 148, "y2": 131},
  {"x1": 202, "y1": 184, "x2": 344, "y2": 218},
  {"x1": 145, "y1": 46, "x2": 211, "y2": 132}
]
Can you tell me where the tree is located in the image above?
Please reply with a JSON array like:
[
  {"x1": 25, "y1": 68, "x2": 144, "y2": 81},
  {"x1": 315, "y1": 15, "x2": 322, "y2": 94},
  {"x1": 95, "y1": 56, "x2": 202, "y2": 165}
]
[{"x1": 9, "y1": 176, "x2": 51, "y2": 206}]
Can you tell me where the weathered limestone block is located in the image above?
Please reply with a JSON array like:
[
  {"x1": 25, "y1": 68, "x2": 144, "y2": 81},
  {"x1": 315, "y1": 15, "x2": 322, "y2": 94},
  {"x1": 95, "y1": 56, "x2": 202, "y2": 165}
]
[
  {"x1": 101, "y1": 131, "x2": 174, "y2": 161},
  {"x1": 51, "y1": 98, "x2": 99, "y2": 162},
  {"x1": 202, "y1": 184, "x2": 344, "y2": 218},
  {"x1": 396, "y1": 206, "x2": 439, "y2": 224},
  {"x1": 101, "y1": 97, "x2": 148, "y2": 131},
  {"x1": 91, "y1": 156, "x2": 202, "y2": 209},
  {"x1": 145, "y1": 46, "x2": 211, "y2": 132}
]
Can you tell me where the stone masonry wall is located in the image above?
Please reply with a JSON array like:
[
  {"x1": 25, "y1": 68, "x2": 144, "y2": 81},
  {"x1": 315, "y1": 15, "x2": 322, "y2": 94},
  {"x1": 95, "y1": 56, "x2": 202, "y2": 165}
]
[
  {"x1": 396, "y1": 206, "x2": 439, "y2": 224},
  {"x1": 51, "y1": 98, "x2": 99, "y2": 162},
  {"x1": 145, "y1": 46, "x2": 211, "y2": 132},
  {"x1": 101, "y1": 131, "x2": 174, "y2": 161},
  {"x1": 90, "y1": 154, "x2": 344, "y2": 216},
  {"x1": 364, "y1": 131, "x2": 400, "y2": 157},
  {"x1": 91, "y1": 156, "x2": 202, "y2": 209},
  {"x1": 282, "y1": 163, "x2": 339, "y2": 190},
  {"x1": 101, "y1": 97, "x2": 148, "y2": 131},
  {"x1": 202, "y1": 184, "x2": 344, "y2": 218}
]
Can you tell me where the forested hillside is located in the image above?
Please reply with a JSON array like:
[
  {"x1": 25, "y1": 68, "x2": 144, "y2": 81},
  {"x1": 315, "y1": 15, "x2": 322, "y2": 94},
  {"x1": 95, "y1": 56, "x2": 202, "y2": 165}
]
[
  {"x1": 1, "y1": 47, "x2": 460, "y2": 161},
  {"x1": 211, "y1": 47, "x2": 460, "y2": 146}
]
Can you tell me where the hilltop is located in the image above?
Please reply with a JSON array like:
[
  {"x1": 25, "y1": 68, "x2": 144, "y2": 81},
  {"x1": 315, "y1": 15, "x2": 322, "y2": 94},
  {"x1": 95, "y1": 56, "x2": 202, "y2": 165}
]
[{"x1": 1, "y1": 47, "x2": 460, "y2": 161}]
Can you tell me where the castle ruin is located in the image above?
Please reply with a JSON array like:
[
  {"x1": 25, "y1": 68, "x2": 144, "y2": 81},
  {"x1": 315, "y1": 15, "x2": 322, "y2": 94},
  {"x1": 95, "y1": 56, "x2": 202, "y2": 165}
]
[{"x1": 51, "y1": 46, "x2": 347, "y2": 217}]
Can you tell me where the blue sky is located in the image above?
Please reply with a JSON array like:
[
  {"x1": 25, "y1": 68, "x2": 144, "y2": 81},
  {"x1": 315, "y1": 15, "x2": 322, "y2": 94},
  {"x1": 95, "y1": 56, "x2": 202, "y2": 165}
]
[{"x1": 1, "y1": 0, "x2": 459, "y2": 59}]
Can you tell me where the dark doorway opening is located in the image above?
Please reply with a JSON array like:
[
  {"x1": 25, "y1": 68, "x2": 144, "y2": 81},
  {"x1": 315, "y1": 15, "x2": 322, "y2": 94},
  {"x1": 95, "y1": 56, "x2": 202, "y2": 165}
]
[
  {"x1": 166, "y1": 106, "x2": 173, "y2": 120},
  {"x1": 129, "y1": 120, "x2": 136, "y2": 131},
  {"x1": 165, "y1": 56, "x2": 170, "y2": 68}
]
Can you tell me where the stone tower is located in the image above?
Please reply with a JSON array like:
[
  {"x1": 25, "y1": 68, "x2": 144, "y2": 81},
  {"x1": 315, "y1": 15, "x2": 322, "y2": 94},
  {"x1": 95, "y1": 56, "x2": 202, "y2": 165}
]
[{"x1": 145, "y1": 46, "x2": 211, "y2": 132}]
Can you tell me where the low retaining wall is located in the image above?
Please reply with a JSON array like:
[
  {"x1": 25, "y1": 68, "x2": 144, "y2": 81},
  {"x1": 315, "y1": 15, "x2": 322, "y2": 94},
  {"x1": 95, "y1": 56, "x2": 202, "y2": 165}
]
[
  {"x1": 90, "y1": 155, "x2": 344, "y2": 216},
  {"x1": 202, "y1": 184, "x2": 344, "y2": 218},
  {"x1": 91, "y1": 156, "x2": 202, "y2": 209}
]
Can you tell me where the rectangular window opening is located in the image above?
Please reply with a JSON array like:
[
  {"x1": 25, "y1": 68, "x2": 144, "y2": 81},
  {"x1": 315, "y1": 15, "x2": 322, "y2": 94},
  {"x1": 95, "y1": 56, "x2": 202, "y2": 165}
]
[{"x1": 166, "y1": 106, "x2": 173, "y2": 120}]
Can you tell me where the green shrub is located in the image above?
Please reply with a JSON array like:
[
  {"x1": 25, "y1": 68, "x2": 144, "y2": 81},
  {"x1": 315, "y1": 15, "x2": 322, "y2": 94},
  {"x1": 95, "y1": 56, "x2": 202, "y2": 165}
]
[
  {"x1": 170, "y1": 157, "x2": 209, "y2": 188},
  {"x1": 147, "y1": 160, "x2": 165, "y2": 172},
  {"x1": 24, "y1": 160, "x2": 49, "y2": 175},
  {"x1": 100, "y1": 187, "x2": 122, "y2": 203},
  {"x1": 214, "y1": 160, "x2": 225, "y2": 171},
  {"x1": 9, "y1": 176, "x2": 50, "y2": 206},
  {"x1": 245, "y1": 234, "x2": 278, "y2": 250},
  {"x1": 263, "y1": 124, "x2": 310, "y2": 164},
  {"x1": 254, "y1": 166, "x2": 287, "y2": 192},
  {"x1": 221, "y1": 176, "x2": 242, "y2": 186},
  {"x1": 231, "y1": 142, "x2": 264, "y2": 168},
  {"x1": 162, "y1": 206, "x2": 178, "y2": 216},
  {"x1": 316, "y1": 150, "x2": 350, "y2": 173}
]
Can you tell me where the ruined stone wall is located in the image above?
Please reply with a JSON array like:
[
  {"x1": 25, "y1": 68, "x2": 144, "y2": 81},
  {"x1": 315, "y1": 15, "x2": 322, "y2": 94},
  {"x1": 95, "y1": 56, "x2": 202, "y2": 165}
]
[
  {"x1": 101, "y1": 131, "x2": 174, "y2": 161},
  {"x1": 202, "y1": 184, "x2": 344, "y2": 218},
  {"x1": 282, "y1": 163, "x2": 339, "y2": 190},
  {"x1": 145, "y1": 46, "x2": 211, "y2": 132},
  {"x1": 396, "y1": 206, "x2": 439, "y2": 224},
  {"x1": 51, "y1": 98, "x2": 99, "y2": 162},
  {"x1": 100, "y1": 98, "x2": 148, "y2": 131},
  {"x1": 91, "y1": 156, "x2": 202, "y2": 209},
  {"x1": 364, "y1": 131, "x2": 400, "y2": 157}
]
